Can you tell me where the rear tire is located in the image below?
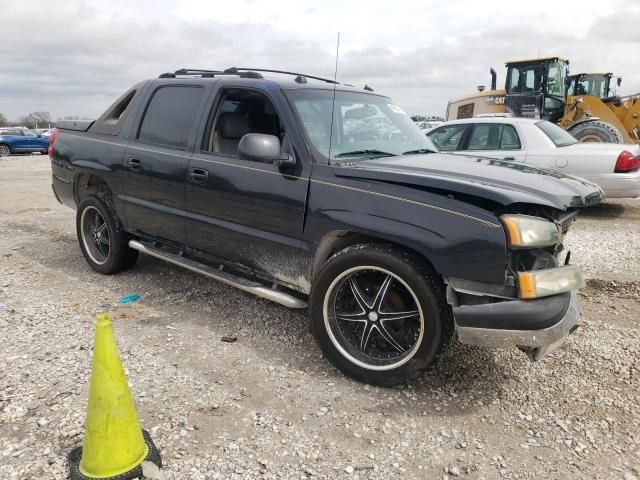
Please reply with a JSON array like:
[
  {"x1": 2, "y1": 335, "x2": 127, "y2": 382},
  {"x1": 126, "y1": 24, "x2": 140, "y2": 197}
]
[
  {"x1": 0, "y1": 144, "x2": 11, "y2": 157},
  {"x1": 570, "y1": 120, "x2": 624, "y2": 143},
  {"x1": 76, "y1": 194, "x2": 138, "y2": 274},
  {"x1": 309, "y1": 243, "x2": 452, "y2": 387}
]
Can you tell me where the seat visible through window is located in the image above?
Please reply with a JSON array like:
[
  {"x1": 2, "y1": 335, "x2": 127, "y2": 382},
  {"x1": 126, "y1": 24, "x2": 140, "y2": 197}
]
[
  {"x1": 215, "y1": 113, "x2": 250, "y2": 155},
  {"x1": 206, "y1": 89, "x2": 284, "y2": 155}
]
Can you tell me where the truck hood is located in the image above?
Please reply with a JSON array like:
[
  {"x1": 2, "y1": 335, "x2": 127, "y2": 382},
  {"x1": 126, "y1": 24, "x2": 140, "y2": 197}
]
[{"x1": 334, "y1": 153, "x2": 604, "y2": 210}]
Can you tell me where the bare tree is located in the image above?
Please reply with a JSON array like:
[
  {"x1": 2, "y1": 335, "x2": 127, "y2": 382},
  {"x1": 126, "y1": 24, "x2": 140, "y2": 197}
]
[
  {"x1": 21, "y1": 111, "x2": 52, "y2": 129},
  {"x1": 0, "y1": 112, "x2": 7, "y2": 127}
]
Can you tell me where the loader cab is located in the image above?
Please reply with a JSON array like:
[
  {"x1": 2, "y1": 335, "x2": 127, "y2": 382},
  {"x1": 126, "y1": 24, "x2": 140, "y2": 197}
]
[
  {"x1": 504, "y1": 57, "x2": 568, "y2": 123},
  {"x1": 566, "y1": 73, "x2": 613, "y2": 98}
]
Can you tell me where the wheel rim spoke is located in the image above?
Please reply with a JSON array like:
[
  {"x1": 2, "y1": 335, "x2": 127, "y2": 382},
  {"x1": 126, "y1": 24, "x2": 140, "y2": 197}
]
[
  {"x1": 360, "y1": 323, "x2": 374, "y2": 352},
  {"x1": 379, "y1": 310, "x2": 420, "y2": 322},
  {"x1": 372, "y1": 274, "x2": 392, "y2": 312},
  {"x1": 336, "y1": 312, "x2": 368, "y2": 322},
  {"x1": 349, "y1": 277, "x2": 372, "y2": 310},
  {"x1": 376, "y1": 322, "x2": 406, "y2": 353}
]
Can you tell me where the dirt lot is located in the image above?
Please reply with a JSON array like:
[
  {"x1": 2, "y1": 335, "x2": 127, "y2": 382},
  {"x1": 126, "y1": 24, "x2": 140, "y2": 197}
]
[{"x1": 1, "y1": 154, "x2": 638, "y2": 479}]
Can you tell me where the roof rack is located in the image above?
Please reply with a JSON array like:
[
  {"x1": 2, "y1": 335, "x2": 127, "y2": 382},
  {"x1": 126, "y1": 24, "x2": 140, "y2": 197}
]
[
  {"x1": 227, "y1": 67, "x2": 339, "y2": 84},
  {"x1": 158, "y1": 67, "x2": 339, "y2": 84},
  {"x1": 159, "y1": 68, "x2": 264, "y2": 79}
]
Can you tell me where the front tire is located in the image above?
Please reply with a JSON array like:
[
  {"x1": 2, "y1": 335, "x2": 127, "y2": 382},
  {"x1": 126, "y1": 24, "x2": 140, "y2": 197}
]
[
  {"x1": 0, "y1": 144, "x2": 11, "y2": 157},
  {"x1": 76, "y1": 194, "x2": 138, "y2": 274},
  {"x1": 309, "y1": 244, "x2": 451, "y2": 386},
  {"x1": 570, "y1": 120, "x2": 624, "y2": 143}
]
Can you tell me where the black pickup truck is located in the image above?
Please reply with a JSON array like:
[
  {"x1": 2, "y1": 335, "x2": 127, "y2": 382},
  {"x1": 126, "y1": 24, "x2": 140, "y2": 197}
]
[{"x1": 50, "y1": 68, "x2": 603, "y2": 386}]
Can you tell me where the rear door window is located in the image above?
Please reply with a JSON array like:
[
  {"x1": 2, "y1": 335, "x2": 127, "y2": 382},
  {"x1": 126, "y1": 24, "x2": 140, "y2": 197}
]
[
  {"x1": 427, "y1": 124, "x2": 466, "y2": 151},
  {"x1": 138, "y1": 86, "x2": 204, "y2": 149},
  {"x1": 466, "y1": 124, "x2": 521, "y2": 150}
]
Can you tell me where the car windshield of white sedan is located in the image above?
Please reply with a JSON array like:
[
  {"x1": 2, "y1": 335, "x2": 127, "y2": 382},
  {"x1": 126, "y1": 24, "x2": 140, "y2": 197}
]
[
  {"x1": 286, "y1": 89, "x2": 437, "y2": 162},
  {"x1": 536, "y1": 121, "x2": 578, "y2": 147}
]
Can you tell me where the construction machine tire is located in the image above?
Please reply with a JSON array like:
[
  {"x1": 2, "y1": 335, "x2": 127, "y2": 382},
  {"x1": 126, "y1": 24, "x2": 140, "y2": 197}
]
[{"x1": 569, "y1": 120, "x2": 624, "y2": 144}]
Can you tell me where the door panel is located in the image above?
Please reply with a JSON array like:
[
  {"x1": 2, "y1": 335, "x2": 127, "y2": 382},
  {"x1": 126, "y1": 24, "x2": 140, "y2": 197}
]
[
  {"x1": 120, "y1": 84, "x2": 206, "y2": 245},
  {"x1": 186, "y1": 155, "x2": 309, "y2": 272},
  {"x1": 121, "y1": 144, "x2": 190, "y2": 244},
  {"x1": 11, "y1": 134, "x2": 33, "y2": 150},
  {"x1": 185, "y1": 86, "x2": 311, "y2": 290}
]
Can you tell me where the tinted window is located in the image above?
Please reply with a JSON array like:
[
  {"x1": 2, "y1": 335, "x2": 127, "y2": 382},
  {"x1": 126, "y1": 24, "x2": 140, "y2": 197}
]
[
  {"x1": 138, "y1": 86, "x2": 204, "y2": 149},
  {"x1": 500, "y1": 125, "x2": 521, "y2": 149},
  {"x1": 105, "y1": 90, "x2": 136, "y2": 125},
  {"x1": 0, "y1": 129, "x2": 23, "y2": 136},
  {"x1": 466, "y1": 124, "x2": 521, "y2": 150},
  {"x1": 457, "y1": 103, "x2": 474, "y2": 119},
  {"x1": 427, "y1": 124, "x2": 466, "y2": 151}
]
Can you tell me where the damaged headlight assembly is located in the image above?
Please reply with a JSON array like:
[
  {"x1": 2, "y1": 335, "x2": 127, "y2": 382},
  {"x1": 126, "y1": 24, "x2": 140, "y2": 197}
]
[
  {"x1": 500, "y1": 214, "x2": 561, "y2": 248},
  {"x1": 517, "y1": 266, "x2": 585, "y2": 299},
  {"x1": 500, "y1": 214, "x2": 585, "y2": 299}
]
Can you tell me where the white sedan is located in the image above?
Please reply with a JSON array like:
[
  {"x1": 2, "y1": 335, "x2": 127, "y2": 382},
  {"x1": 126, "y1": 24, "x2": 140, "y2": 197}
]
[{"x1": 426, "y1": 117, "x2": 640, "y2": 198}]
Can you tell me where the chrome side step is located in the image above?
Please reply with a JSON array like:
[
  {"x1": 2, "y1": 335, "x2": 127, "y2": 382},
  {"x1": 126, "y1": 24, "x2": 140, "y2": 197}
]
[{"x1": 128, "y1": 240, "x2": 307, "y2": 309}]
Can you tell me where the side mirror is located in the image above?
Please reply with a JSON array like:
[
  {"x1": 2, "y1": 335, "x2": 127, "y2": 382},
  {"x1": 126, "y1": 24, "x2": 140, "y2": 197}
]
[
  {"x1": 617, "y1": 77, "x2": 622, "y2": 87},
  {"x1": 238, "y1": 133, "x2": 295, "y2": 167}
]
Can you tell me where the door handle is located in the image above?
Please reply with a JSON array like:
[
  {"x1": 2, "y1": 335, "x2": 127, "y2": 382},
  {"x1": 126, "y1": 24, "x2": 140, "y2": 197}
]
[
  {"x1": 189, "y1": 168, "x2": 208, "y2": 184},
  {"x1": 127, "y1": 158, "x2": 143, "y2": 170},
  {"x1": 503, "y1": 156, "x2": 516, "y2": 160}
]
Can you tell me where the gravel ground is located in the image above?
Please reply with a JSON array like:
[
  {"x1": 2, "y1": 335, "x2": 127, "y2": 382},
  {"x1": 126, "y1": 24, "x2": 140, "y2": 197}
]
[{"x1": 0, "y1": 154, "x2": 639, "y2": 479}]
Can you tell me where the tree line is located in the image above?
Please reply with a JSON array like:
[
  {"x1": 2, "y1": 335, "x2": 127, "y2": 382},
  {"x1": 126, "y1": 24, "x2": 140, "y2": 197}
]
[{"x1": 0, "y1": 111, "x2": 92, "y2": 129}]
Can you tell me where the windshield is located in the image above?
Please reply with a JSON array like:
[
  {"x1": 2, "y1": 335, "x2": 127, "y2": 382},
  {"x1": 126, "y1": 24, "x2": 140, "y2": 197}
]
[
  {"x1": 507, "y1": 61, "x2": 565, "y2": 97},
  {"x1": 536, "y1": 120, "x2": 578, "y2": 147},
  {"x1": 286, "y1": 89, "x2": 437, "y2": 162},
  {"x1": 507, "y1": 63, "x2": 545, "y2": 93},
  {"x1": 568, "y1": 75, "x2": 610, "y2": 98}
]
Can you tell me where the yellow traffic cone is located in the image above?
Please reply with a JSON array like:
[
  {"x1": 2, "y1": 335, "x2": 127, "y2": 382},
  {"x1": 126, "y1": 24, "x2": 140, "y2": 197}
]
[{"x1": 69, "y1": 313, "x2": 161, "y2": 479}]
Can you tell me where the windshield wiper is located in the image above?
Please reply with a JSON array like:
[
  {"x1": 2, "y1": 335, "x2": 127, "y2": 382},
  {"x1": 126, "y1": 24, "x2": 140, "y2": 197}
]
[
  {"x1": 334, "y1": 149, "x2": 397, "y2": 158},
  {"x1": 402, "y1": 148, "x2": 436, "y2": 155}
]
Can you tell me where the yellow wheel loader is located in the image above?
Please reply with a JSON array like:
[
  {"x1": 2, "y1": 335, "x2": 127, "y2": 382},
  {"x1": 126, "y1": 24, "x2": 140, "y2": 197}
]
[
  {"x1": 563, "y1": 72, "x2": 640, "y2": 143},
  {"x1": 447, "y1": 58, "x2": 640, "y2": 144}
]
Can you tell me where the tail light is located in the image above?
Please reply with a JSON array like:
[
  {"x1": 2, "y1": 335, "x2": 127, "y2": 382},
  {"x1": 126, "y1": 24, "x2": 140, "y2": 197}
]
[
  {"x1": 614, "y1": 150, "x2": 640, "y2": 173},
  {"x1": 48, "y1": 128, "x2": 58, "y2": 160}
]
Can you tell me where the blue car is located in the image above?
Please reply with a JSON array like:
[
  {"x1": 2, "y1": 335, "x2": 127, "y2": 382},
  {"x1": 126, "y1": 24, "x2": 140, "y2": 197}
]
[{"x1": 0, "y1": 128, "x2": 51, "y2": 157}]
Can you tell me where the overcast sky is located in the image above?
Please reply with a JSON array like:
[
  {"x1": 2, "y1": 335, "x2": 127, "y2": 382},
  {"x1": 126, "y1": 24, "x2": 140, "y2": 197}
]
[{"x1": 1, "y1": 0, "x2": 638, "y2": 121}]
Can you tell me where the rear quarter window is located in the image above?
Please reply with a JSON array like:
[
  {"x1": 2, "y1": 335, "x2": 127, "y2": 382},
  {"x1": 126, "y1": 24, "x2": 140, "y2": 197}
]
[
  {"x1": 92, "y1": 82, "x2": 144, "y2": 136},
  {"x1": 536, "y1": 120, "x2": 577, "y2": 147},
  {"x1": 138, "y1": 86, "x2": 204, "y2": 150}
]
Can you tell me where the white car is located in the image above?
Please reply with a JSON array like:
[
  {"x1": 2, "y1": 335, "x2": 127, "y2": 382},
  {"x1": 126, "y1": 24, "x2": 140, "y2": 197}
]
[
  {"x1": 415, "y1": 121, "x2": 443, "y2": 133},
  {"x1": 426, "y1": 117, "x2": 640, "y2": 198}
]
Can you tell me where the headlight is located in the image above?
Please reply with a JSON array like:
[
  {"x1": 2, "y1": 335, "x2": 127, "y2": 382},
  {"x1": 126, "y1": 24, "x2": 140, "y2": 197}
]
[
  {"x1": 501, "y1": 214, "x2": 561, "y2": 249},
  {"x1": 518, "y1": 266, "x2": 585, "y2": 299}
]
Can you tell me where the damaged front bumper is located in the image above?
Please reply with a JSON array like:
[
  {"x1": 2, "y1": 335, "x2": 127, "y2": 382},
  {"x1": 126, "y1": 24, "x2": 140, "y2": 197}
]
[{"x1": 454, "y1": 292, "x2": 580, "y2": 361}]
